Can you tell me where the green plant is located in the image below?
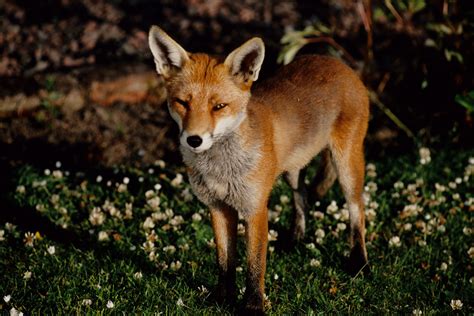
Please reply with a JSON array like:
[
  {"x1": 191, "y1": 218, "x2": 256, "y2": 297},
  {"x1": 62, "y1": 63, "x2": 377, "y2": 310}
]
[{"x1": 455, "y1": 90, "x2": 474, "y2": 114}]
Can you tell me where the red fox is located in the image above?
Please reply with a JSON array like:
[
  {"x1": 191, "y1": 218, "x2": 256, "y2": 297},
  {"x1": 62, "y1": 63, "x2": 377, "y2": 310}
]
[{"x1": 149, "y1": 26, "x2": 369, "y2": 313}]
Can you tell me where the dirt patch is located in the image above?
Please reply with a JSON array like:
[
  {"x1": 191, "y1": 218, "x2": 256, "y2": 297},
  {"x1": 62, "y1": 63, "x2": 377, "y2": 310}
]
[{"x1": 0, "y1": 63, "x2": 178, "y2": 168}]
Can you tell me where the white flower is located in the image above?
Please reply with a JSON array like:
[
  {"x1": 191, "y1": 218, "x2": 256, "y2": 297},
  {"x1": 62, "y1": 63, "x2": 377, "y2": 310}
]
[
  {"x1": 142, "y1": 241, "x2": 155, "y2": 253},
  {"x1": 280, "y1": 195, "x2": 290, "y2": 204},
  {"x1": 236, "y1": 266, "x2": 243, "y2": 273},
  {"x1": 134, "y1": 272, "x2": 143, "y2": 280},
  {"x1": 312, "y1": 211, "x2": 324, "y2": 219},
  {"x1": 165, "y1": 209, "x2": 174, "y2": 218},
  {"x1": 106, "y1": 300, "x2": 114, "y2": 309},
  {"x1": 117, "y1": 183, "x2": 127, "y2": 193},
  {"x1": 463, "y1": 227, "x2": 472, "y2": 236},
  {"x1": 340, "y1": 208, "x2": 350, "y2": 221},
  {"x1": 366, "y1": 208, "x2": 376, "y2": 222},
  {"x1": 16, "y1": 185, "x2": 26, "y2": 194},
  {"x1": 412, "y1": 309, "x2": 422, "y2": 315},
  {"x1": 306, "y1": 243, "x2": 316, "y2": 250},
  {"x1": 237, "y1": 223, "x2": 245, "y2": 236},
  {"x1": 310, "y1": 259, "x2": 321, "y2": 267},
  {"x1": 47, "y1": 245, "x2": 56, "y2": 255},
  {"x1": 145, "y1": 190, "x2": 155, "y2": 199},
  {"x1": 82, "y1": 298, "x2": 92, "y2": 306},
  {"x1": 124, "y1": 203, "x2": 133, "y2": 219},
  {"x1": 439, "y1": 262, "x2": 448, "y2": 271},
  {"x1": 366, "y1": 163, "x2": 377, "y2": 178},
  {"x1": 268, "y1": 230, "x2": 278, "y2": 241},
  {"x1": 315, "y1": 228, "x2": 325, "y2": 239},
  {"x1": 23, "y1": 271, "x2": 32, "y2": 280},
  {"x1": 163, "y1": 245, "x2": 176, "y2": 254},
  {"x1": 336, "y1": 223, "x2": 347, "y2": 232},
  {"x1": 50, "y1": 194, "x2": 60, "y2": 205},
  {"x1": 177, "y1": 298, "x2": 185, "y2": 307},
  {"x1": 4, "y1": 295, "x2": 11, "y2": 303},
  {"x1": 389, "y1": 236, "x2": 401, "y2": 248},
  {"x1": 155, "y1": 160, "x2": 166, "y2": 168},
  {"x1": 170, "y1": 261, "x2": 182, "y2": 271},
  {"x1": 394, "y1": 181, "x2": 404, "y2": 190},
  {"x1": 450, "y1": 299, "x2": 463, "y2": 310},
  {"x1": 181, "y1": 188, "x2": 194, "y2": 202},
  {"x1": 0, "y1": 230, "x2": 5, "y2": 241},
  {"x1": 192, "y1": 213, "x2": 202, "y2": 222},
  {"x1": 403, "y1": 223, "x2": 413, "y2": 231},
  {"x1": 89, "y1": 207, "x2": 106, "y2": 226},
  {"x1": 52, "y1": 170, "x2": 63, "y2": 179},
  {"x1": 147, "y1": 197, "x2": 161, "y2": 210},
  {"x1": 418, "y1": 240, "x2": 427, "y2": 247},
  {"x1": 170, "y1": 215, "x2": 184, "y2": 227},
  {"x1": 123, "y1": 177, "x2": 130, "y2": 184},
  {"x1": 98, "y1": 231, "x2": 109, "y2": 241},
  {"x1": 326, "y1": 200, "x2": 338, "y2": 214},
  {"x1": 468, "y1": 247, "x2": 474, "y2": 259},
  {"x1": 171, "y1": 173, "x2": 183, "y2": 187},
  {"x1": 419, "y1": 147, "x2": 431, "y2": 165},
  {"x1": 9, "y1": 308, "x2": 23, "y2": 316},
  {"x1": 365, "y1": 181, "x2": 378, "y2": 193},
  {"x1": 198, "y1": 285, "x2": 209, "y2": 295},
  {"x1": 96, "y1": 175, "x2": 103, "y2": 183},
  {"x1": 24, "y1": 232, "x2": 35, "y2": 247},
  {"x1": 44, "y1": 169, "x2": 51, "y2": 176},
  {"x1": 143, "y1": 217, "x2": 155, "y2": 230},
  {"x1": 268, "y1": 246, "x2": 275, "y2": 253}
]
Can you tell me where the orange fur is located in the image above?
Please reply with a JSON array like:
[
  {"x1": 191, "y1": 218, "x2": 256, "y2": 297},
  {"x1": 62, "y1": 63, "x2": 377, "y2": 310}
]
[{"x1": 149, "y1": 26, "x2": 369, "y2": 313}]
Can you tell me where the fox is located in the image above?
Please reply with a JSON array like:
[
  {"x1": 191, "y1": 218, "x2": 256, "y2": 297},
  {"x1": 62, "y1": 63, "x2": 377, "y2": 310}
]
[{"x1": 148, "y1": 26, "x2": 369, "y2": 314}]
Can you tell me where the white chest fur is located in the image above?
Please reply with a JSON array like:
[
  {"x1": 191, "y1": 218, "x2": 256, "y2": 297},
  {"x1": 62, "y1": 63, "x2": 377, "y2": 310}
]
[{"x1": 181, "y1": 135, "x2": 260, "y2": 214}]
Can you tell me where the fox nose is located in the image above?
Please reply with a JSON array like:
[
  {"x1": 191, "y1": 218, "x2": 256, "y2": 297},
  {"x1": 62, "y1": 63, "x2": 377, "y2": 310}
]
[{"x1": 187, "y1": 135, "x2": 203, "y2": 148}]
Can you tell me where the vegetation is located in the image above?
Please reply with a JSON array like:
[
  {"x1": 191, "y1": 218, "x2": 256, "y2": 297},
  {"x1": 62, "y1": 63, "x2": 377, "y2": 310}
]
[{"x1": 1, "y1": 147, "x2": 473, "y2": 314}]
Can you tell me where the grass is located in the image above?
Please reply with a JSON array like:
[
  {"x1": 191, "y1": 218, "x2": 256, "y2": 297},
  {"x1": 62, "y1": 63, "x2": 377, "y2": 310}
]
[{"x1": 1, "y1": 147, "x2": 473, "y2": 314}]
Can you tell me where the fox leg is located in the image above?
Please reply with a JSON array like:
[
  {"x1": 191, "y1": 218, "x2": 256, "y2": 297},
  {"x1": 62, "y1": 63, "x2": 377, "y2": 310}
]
[
  {"x1": 330, "y1": 139, "x2": 368, "y2": 275},
  {"x1": 309, "y1": 148, "x2": 338, "y2": 203},
  {"x1": 243, "y1": 207, "x2": 268, "y2": 314},
  {"x1": 210, "y1": 205, "x2": 238, "y2": 303},
  {"x1": 284, "y1": 169, "x2": 308, "y2": 241}
]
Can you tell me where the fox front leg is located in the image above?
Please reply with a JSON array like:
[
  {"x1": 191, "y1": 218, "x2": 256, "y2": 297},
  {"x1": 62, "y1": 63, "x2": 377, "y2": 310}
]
[
  {"x1": 242, "y1": 207, "x2": 268, "y2": 314},
  {"x1": 210, "y1": 206, "x2": 238, "y2": 304}
]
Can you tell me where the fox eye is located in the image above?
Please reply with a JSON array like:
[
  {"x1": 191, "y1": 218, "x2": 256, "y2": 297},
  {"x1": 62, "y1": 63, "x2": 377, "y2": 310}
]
[
  {"x1": 175, "y1": 98, "x2": 190, "y2": 110},
  {"x1": 213, "y1": 103, "x2": 228, "y2": 111}
]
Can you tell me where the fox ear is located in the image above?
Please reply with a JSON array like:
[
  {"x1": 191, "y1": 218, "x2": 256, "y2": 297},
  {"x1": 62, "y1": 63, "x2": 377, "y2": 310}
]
[
  {"x1": 224, "y1": 37, "x2": 265, "y2": 84},
  {"x1": 148, "y1": 26, "x2": 189, "y2": 79}
]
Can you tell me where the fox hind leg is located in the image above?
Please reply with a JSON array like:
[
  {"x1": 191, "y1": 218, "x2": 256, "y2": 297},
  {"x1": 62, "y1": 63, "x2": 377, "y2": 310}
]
[
  {"x1": 309, "y1": 148, "x2": 338, "y2": 204},
  {"x1": 284, "y1": 169, "x2": 308, "y2": 241},
  {"x1": 330, "y1": 140, "x2": 368, "y2": 275}
]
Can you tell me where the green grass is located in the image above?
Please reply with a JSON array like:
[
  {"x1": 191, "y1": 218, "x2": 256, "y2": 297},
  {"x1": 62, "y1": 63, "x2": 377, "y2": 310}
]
[{"x1": 1, "y1": 148, "x2": 473, "y2": 314}]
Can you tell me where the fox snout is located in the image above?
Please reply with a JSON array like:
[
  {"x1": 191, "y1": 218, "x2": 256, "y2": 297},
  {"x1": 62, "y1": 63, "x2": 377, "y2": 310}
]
[
  {"x1": 179, "y1": 130, "x2": 213, "y2": 153},
  {"x1": 186, "y1": 135, "x2": 202, "y2": 148}
]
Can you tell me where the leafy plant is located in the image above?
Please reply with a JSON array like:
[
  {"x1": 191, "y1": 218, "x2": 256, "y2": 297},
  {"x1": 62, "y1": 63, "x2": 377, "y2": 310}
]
[{"x1": 455, "y1": 90, "x2": 474, "y2": 114}]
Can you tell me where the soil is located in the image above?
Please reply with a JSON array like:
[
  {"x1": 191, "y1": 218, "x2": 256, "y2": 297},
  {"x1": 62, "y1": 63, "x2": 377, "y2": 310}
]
[{"x1": 0, "y1": 0, "x2": 472, "y2": 170}]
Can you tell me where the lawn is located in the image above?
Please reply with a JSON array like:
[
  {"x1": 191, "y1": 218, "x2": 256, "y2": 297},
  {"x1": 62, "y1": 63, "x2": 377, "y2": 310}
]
[{"x1": 1, "y1": 146, "x2": 473, "y2": 314}]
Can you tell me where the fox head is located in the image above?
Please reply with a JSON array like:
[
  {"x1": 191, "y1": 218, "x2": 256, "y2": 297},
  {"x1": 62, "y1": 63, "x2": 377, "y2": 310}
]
[{"x1": 148, "y1": 26, "x2": 265, "y2": 153}]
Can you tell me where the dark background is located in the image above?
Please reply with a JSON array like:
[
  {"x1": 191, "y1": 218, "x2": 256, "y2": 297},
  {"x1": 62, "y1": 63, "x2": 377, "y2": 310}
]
[{"x1": 0, "y1": 0, "x2": 473, "y2": 169}]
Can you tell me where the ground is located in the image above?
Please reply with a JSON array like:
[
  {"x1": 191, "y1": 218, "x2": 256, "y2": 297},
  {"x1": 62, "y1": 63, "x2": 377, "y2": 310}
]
[{"x1": 0, "y1": 147, "x2": 472, "y2": 314}]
